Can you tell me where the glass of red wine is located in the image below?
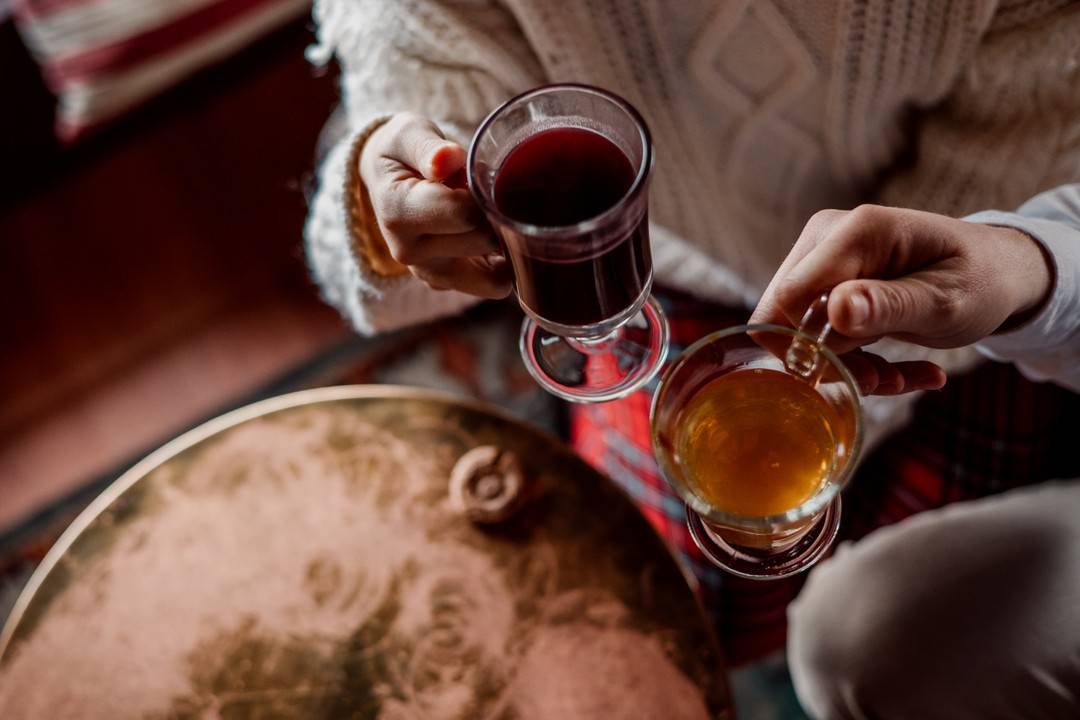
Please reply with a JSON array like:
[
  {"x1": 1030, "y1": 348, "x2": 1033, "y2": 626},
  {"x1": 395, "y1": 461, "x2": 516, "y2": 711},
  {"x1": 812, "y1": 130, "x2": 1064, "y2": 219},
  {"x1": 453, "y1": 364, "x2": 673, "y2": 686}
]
[{"x1": 468, "y1": 84, "x2": 669, "y2": 402}]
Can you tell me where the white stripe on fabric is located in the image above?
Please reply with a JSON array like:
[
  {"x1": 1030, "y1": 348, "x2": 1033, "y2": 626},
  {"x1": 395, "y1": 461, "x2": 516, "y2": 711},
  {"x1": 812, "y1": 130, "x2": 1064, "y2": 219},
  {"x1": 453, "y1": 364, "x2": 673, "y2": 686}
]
[
  {"x1": 18, "y1": 0, "x2": 222, "y2": 57},
  {"x1": 55, "y1": 0, "x2": 308, "y2": 134}
]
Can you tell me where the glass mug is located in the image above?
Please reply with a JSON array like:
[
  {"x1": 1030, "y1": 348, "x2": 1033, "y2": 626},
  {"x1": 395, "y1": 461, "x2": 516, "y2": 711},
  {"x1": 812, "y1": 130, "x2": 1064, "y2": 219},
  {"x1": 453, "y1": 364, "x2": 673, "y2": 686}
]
[
  {"x1": 468, "y1": 84, "x2": 669, "y2": 403},
  {"x1": 650, "y1": 295, "x2": 864, "y2": 579}
]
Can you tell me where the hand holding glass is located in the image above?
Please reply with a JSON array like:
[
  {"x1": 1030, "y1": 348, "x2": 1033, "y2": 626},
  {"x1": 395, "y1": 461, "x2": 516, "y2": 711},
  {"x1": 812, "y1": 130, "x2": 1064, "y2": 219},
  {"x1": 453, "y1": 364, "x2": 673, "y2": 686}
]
[{"x1": 468, "y1": 84, "x2": 668, "y2": 403}]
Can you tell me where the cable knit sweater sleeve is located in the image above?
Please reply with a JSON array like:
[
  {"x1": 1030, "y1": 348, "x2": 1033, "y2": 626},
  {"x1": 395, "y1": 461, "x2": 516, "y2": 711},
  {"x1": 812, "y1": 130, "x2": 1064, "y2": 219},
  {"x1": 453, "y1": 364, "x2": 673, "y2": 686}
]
[{"x1": 303, "y1": 0, "x2": 544, "y2": 335}]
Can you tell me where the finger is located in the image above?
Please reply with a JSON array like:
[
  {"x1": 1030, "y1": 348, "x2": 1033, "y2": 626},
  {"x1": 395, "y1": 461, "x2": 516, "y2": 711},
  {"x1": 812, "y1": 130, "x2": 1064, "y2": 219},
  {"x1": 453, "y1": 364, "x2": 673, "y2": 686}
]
[
  {"x1": 773, "y1": 206, "x2": 961, "y2": 331},
  {"x1": 746, "y1": 327, "x2": 791, "y2": 363},
  {"x1": 891, "y1": 361, "x2": 947, "y2": 392},
  {"x1": 820, "y1": 331, "x2": 885, "y2": 357},
  {"x1": 829, "y1": 275, "x2": 950, "y2": 339},
  {"x1": 768, "y1": 218, "x2": 877, "y2": 328},
  {"x1": 846, "y1": 356, "x2": 946, "y2": 396},
  {"x1": 750, "y1": 209, "x2": 846, "y2": 327},
  {"x1": 836, "y1": 350, "x2": 879, "y2": 396},
  {"x1": 385, "y1": 115, "x2": 467, "y2": 182},
  {"x1": 410, "y1": 255, "x2": 512, "y2": 299},
  {"x1": 768, "y1": 206, "x2": 911, "y2": 329},
  {"x1": 861, "y1": 352, "x2": 905, "y2": 395},
  {"x1": 745, "y1": 326, "x2": 881, "y2": 374},
  {"x1": 400, "y1": 230, "x2": 501, "y2": 264},
  {"x1": 377, "y1": 183, "x2": 482, "y2": 249}
]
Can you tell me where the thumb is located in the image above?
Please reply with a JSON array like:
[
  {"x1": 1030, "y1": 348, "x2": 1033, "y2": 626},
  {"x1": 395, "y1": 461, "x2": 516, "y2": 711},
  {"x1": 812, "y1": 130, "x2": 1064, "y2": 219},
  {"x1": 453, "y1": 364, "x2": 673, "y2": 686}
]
[
  {"x1": 422, "y1": 140, "x2": 467, "y2": 183},
  {"x1": 830, "y1": 277, "x2": 944, "y2": 339},
  {"x1": 397, "y1": 120, "x2": 466, "y2": 182}
]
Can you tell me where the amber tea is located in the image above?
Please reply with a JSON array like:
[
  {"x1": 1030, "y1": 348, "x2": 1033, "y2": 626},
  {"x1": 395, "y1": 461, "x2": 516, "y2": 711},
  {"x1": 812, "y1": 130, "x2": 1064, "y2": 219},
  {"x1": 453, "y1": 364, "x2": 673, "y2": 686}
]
[
  {"x1": 675, "y1": 367, "x2": 842, "y2": 517},
  {"x1": 651, "y1": 310, "x2": 863, "y2": 578}
]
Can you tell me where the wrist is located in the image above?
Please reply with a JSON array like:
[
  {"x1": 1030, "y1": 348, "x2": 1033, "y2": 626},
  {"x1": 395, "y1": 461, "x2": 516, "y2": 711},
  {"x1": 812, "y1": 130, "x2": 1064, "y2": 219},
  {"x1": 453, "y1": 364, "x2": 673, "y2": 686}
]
[
  {"x1": 994, "y1": 225, "x2": 1054, "y2": 330},
  {"x1": 346, "y1": 119, "x2": 409, "y2": 278}
]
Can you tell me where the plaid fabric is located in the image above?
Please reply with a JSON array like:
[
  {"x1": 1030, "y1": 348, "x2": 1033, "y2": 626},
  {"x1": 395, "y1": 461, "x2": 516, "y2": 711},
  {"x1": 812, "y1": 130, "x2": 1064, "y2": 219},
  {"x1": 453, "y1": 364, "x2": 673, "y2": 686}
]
[{"x1": 570, "y1": 291, "x2": 1080, "y2": 666}]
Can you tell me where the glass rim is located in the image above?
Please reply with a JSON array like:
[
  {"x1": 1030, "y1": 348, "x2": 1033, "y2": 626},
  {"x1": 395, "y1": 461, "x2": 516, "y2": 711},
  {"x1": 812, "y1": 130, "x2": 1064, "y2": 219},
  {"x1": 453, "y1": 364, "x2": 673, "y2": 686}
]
[
  {"x1": 466, "y1": 82, "x2": 653, "y2": 240},
  {"x1": 649, "y1": 322, "x2": 865, "y2": 530}
]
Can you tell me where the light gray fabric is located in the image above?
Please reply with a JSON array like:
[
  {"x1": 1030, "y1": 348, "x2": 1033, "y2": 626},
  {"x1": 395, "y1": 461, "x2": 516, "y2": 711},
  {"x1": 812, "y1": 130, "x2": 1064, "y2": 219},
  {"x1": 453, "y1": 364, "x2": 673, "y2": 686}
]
[
  {"x1": 789, "y1": 481, "x2": 1080, "y2": 720},
  {"x1": 970, "y1": 184, "x2": 1080, "y2": 393}
]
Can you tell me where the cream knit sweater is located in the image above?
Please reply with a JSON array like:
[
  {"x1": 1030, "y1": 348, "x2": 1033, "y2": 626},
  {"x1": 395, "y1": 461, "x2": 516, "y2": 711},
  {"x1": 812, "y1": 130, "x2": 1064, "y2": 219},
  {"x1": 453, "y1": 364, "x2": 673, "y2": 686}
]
[{"x1": 303, "y1": 0, "x2": 1080, "y2": 443}]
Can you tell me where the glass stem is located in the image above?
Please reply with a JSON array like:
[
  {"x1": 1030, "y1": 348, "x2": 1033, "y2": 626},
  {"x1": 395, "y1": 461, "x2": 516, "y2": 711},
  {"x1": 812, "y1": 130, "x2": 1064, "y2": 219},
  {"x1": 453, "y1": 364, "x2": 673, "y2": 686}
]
[{"x1": 565, "y1": 327, "x2": 623, "y2": 354}]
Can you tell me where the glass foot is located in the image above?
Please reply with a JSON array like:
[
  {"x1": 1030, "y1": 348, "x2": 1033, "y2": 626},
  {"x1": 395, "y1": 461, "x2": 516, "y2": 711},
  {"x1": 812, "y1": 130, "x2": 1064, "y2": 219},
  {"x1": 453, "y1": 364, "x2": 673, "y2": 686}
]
[
  {"x1": 520, "y1": 296, "x2": 669, "y2": 403},
  {"x1": 686, "y1": 497, "x2": 842, "y2": 580}
]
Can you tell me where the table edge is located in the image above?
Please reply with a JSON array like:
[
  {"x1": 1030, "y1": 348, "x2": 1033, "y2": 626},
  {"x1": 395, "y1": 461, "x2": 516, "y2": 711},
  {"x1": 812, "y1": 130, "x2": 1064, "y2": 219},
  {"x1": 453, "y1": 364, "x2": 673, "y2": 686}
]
[{"x1": 0, "y1": 385, "x2": 557, "y2": 660}]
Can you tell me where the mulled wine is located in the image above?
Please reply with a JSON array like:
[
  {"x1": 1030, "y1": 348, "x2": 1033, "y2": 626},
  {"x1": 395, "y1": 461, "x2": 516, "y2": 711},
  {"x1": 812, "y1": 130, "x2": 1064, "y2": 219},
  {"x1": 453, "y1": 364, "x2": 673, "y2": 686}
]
[
  {"x1": 468, "y1": 84, "x2": 667, "y2": 402},
  {"x1": 493, "y1": 127, "x2": 651, "y2": 328}
]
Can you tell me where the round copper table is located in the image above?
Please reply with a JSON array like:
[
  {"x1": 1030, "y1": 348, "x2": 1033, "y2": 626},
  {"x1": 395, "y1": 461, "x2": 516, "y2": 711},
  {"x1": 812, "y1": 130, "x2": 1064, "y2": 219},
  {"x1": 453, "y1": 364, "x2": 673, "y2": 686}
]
[{"x1": 0, "y1": 386, "x2": 730, "y2": 718}]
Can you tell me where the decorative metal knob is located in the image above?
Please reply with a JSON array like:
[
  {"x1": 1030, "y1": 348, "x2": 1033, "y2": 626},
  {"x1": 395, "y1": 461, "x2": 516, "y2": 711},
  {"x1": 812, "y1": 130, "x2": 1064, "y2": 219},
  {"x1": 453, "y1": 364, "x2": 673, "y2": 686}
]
[{"x1": 449, "y1": 445, "x2": 526, "y2": 524}]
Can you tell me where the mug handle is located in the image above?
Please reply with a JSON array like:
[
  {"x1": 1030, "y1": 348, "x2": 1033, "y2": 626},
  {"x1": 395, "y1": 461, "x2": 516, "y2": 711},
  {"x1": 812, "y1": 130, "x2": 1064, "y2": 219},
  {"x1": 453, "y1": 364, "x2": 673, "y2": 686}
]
[{"x1": 785, "y1": 292, "x2": 831, "y2": 382}]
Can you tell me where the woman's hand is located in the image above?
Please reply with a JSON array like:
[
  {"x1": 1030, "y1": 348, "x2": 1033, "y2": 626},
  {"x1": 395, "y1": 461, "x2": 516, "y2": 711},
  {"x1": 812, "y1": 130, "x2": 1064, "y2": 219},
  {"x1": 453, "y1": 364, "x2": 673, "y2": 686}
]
[
  {"x1": 750, "y1": 205, "x2": 1053, "y2": 396},
  {"x1": 360, "y1": 113, "x2": 511, "y2": 297}
]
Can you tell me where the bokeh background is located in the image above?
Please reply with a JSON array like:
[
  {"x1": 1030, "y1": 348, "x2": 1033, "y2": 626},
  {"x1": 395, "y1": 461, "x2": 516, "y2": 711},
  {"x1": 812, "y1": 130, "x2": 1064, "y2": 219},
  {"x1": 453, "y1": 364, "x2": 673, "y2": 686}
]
[{"x1": 1, "y1": 0, "x2": 350, "y2": 585}]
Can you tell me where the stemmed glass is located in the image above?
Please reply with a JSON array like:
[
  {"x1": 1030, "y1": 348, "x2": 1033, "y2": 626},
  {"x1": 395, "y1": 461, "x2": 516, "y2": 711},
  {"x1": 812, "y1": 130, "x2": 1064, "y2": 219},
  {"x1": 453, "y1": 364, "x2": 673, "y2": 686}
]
[
  {"x1": 650, "y1": 295, "x2": 864, "y2": 579},
  {"x1": 468, "y1": 84, "x2": 668, "y2": 403}
]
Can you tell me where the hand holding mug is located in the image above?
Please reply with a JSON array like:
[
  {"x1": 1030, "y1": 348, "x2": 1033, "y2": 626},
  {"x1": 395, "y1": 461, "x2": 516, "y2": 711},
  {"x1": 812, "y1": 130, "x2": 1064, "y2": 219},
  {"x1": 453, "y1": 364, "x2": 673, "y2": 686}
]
[
  {"x1": 750, "y1": 205, "x2": 1053, "y2": 395},
  {"x1": 359, "y1": 113, "x2": 511, "y2": 298}
]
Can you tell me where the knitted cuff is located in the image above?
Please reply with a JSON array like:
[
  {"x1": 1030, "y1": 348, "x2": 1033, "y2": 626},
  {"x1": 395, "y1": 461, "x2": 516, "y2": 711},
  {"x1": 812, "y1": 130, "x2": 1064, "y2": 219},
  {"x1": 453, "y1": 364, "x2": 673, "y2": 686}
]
[{"x1": 344, "y1": 117, "x2": 411, "y2": 279}]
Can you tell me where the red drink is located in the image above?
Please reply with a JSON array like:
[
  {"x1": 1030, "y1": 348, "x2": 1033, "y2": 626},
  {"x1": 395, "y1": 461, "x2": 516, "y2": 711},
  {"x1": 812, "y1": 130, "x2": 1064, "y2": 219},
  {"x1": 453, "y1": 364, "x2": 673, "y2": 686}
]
[
  {"x1": 493, "y1": 127, "x2": 651, "y2": 328},
  {"x1": 469, "y1": 84, "x2": 667, "y2": 402}
]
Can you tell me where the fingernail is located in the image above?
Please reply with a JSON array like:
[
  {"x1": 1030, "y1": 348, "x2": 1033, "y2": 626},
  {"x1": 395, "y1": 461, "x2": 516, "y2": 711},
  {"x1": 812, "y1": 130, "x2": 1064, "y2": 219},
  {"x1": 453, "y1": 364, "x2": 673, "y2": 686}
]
[{"x1": 847, "y1": 293, "x2": 869, "y2": 329}]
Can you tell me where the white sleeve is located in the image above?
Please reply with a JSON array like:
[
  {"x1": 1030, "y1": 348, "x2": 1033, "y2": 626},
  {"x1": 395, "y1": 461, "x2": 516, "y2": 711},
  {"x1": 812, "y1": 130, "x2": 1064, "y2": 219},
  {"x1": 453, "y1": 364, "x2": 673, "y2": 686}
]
[
  {"x1": 303, "y1": 0, "x2": 544, "y2": 335},
  {"x1": 965, "y1": 184, "x2": 1080, "y2": 392}
]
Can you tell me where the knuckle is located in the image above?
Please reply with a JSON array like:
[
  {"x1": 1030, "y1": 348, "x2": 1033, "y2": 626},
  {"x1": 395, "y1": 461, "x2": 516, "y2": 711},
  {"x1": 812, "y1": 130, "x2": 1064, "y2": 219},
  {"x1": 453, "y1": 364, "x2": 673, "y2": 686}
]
[
  {"x1": 382, "y1": 113, "x2": 442, "y2": 165},
  {"x1": 374, "y1": 201, "x2": 405, "y2": 235},
  {"x1": 827, "y1": 205, "x2": 892, "y2": 254},
  {"x1": 847, "y1": 204, "x2": 892, "y2": 233},
  {"x1": 773, "y1": 276, "x2": 798, "y2": 305},
  {"x1": 373, "y1": 191, "x2": 415, "y2": 236},
  {"x1": 936, "y1": 288, "x2": 965, "y2": 326},
  {"x1": 808, "y1": 208, "x2": 845, "y2": 229}
]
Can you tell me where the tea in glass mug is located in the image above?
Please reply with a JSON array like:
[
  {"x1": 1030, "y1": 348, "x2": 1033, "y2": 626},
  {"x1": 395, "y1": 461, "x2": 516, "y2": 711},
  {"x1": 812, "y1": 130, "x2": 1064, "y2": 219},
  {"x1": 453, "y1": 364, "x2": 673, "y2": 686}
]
[{"x1": 651, "y1": 295, "x2": 863, "y2": 579}]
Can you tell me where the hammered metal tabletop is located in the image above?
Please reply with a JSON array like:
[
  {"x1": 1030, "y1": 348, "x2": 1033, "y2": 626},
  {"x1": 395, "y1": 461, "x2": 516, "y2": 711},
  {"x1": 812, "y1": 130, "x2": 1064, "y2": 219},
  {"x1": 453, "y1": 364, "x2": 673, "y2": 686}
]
[{"x1": 0, "y1": 386, "x2": 730, "y2": 718}]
